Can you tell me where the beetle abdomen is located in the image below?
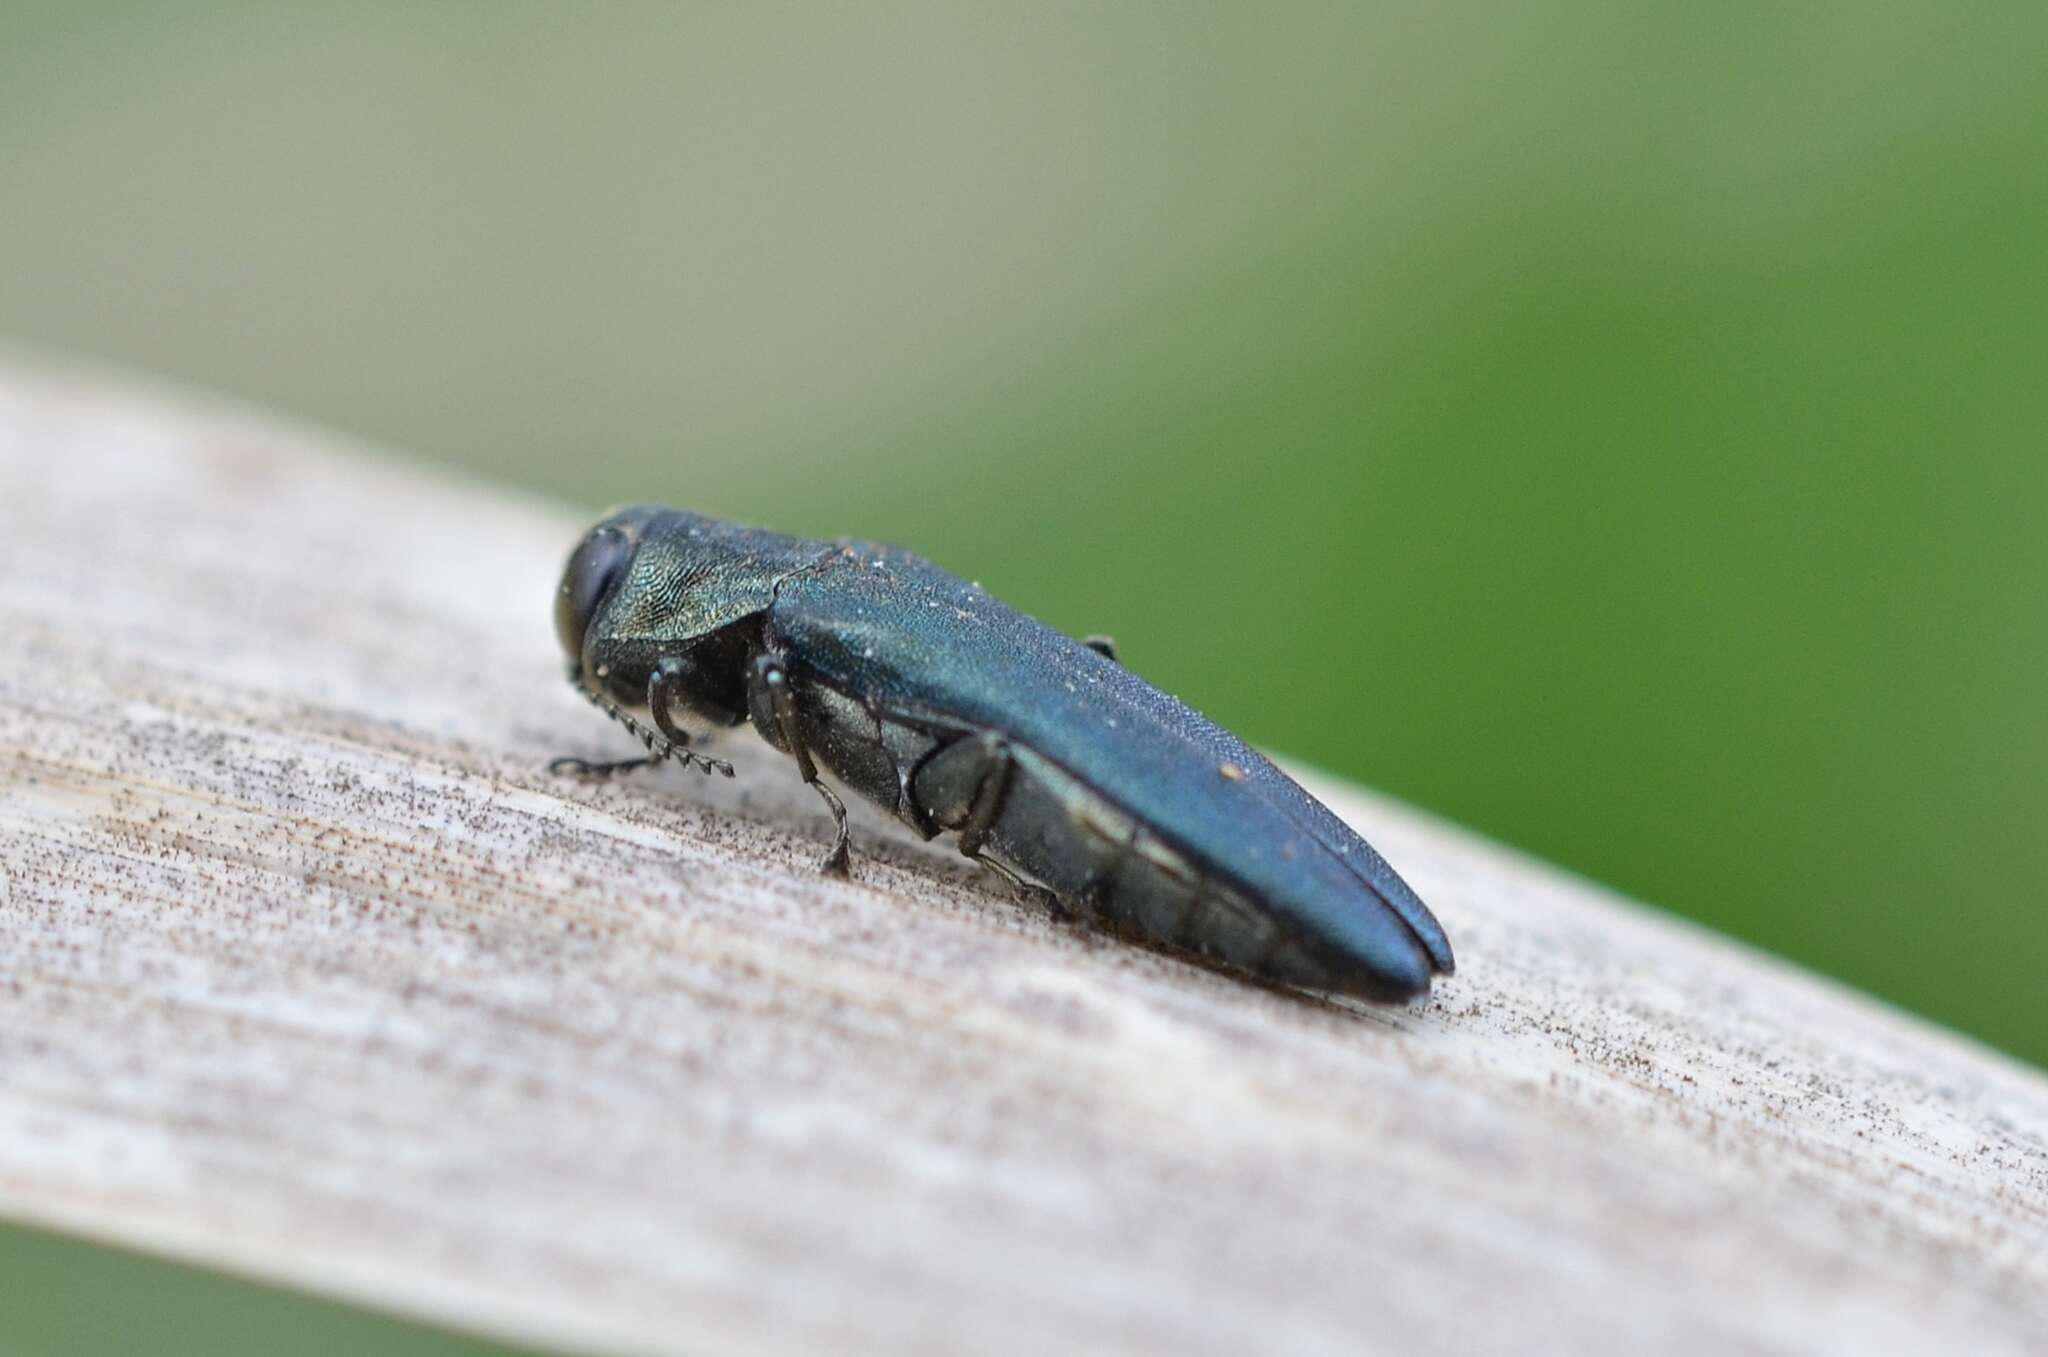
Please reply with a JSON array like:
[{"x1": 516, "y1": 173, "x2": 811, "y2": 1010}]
[{"x1": 919, "y1": 738, "x2": 1371, "y2": 991}]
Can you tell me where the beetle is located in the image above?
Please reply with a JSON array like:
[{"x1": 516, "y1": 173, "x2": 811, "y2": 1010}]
[{"x1": 551, "y1": 507, "x2": 1453, "y2": 1002}]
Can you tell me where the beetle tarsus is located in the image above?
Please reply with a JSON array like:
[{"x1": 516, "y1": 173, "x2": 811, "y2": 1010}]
[
  {"x1": 549, "y1": 754, "x2": 660, "y2": 778},
  {"x1": 1020, "y1": 879, "x2": 1070, "y2": 921},
  {"x1": 968, "y1": 850, "x2": 1064, "y2": 918},
  {"x1": 813, "y1": 779, "x2": 853, "y2": 877}
]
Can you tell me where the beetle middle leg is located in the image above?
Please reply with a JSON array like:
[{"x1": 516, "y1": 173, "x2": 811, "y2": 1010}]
[{"x1": 747, "y1": 653, "x2": 852, "y2": 877}]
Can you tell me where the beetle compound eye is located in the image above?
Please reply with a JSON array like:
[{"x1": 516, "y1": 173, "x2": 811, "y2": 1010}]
[{"x1": 555, "y1": 526, "x2": 633, "y2": 661}]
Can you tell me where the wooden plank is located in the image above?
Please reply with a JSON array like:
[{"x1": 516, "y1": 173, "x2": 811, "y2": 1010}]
[{"x1": 0, "y1": 359, "x2": 2042, "y2": 1356}]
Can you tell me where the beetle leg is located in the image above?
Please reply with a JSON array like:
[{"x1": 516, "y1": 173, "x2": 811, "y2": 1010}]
[
  {"x1": 972, "y1": 852, "x2": 1069, "y2": 921},
  {"x1": 954, "y1": 734, "x2": 1013, "y2": 860},
  {"x1": 548, "y1": 753, "x2": 661, "y2": 778},
  {"x1": 916, "y1": 732, "x2": 1065, "y2": 916},
  {"x1": 959, "y1": 741, "x2": 1063, "y2": 915},
  {"x1": 554, "y1": 658, "x2": 736, "y2": 779},
  {"x1": 1083, "y1": 634, "x2": 1120, "y2": 664},
  {"x1": 748, "y1": 653, "x2": 852, "y2": 878},
  {"x1": 647, "y1": 657, "x2": 737, "y2": 776}
]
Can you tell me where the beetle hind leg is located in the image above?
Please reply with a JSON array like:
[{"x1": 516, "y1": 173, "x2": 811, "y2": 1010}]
[
  {"x1": 974, "y1": 853, "x2": 1068, "y2": 921},
  {"x1": 912, "y1": 732, "x2": 1063, "y2": 915}
]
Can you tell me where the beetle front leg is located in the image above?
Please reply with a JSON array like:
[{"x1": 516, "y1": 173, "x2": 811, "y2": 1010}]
[
  {"x1": 548, "y1": 753, "x2": 662, "y2": 778},
  {"x1": 646, "y1": 657, "x2": 737, "y2": 776},
  {"x1": 554, "y1": 656, "x2": 736, "y2": 779},
  {"x1": 747, "y1": 653, "x2": 852, "y2": 878}
]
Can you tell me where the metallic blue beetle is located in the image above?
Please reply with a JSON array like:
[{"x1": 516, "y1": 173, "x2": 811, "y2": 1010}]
[{"x1": 553, "y1": 507, "x2": 1454, "y2": 1002}]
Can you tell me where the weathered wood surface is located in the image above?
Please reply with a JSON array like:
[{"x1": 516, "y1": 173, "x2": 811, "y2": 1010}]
[{"x1": 0, "y1": 358, "x2": 2042, "y2": 1357}]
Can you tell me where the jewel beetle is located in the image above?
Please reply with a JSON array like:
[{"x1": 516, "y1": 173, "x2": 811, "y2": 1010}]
[{"x1": 551, "y1": 506, "x2": 1454, "y2": 1001}]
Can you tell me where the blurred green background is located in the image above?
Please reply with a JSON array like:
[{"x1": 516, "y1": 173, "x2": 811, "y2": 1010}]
[{"x1": 1, "y1": 4, "x2": 2042, "y2": 1352}]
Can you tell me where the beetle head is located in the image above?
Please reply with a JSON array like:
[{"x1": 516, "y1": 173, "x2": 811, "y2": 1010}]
[{"x1": 556, "y1": 505, "x2": 821, "y2": 706}]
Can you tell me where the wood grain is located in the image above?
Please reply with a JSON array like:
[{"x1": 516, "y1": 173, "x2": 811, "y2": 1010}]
[{"x1": 0, "y1": 359, "x2": 2042, "y2": 1356}]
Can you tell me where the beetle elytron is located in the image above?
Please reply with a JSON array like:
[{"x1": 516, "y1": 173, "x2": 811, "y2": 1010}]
[{"x1": 552, "y1": 507, "x2": 1454, "y2": 1001}]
